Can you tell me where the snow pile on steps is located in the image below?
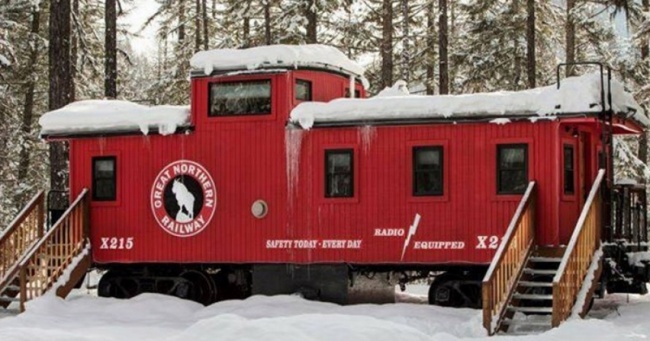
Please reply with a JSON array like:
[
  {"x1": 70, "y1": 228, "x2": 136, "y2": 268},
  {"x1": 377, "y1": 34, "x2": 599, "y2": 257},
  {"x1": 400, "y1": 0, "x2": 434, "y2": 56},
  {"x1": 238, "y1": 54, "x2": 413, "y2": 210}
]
[
  {"x1": 39, "y1": 100, "x2": 190, "y2": 137},
  {"x1": 190, "y1": 44, "x2": 368, "y2": 87},
  {"x1": 290, "y1": 73, "x2": 648, "y2": 129}
]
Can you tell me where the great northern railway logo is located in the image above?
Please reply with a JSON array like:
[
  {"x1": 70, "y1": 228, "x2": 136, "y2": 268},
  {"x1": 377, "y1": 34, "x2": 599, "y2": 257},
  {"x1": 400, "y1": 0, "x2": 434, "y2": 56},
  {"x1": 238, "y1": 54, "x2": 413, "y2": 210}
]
[{"x1": 150, "y1": 160, "x2": 217, "y2": 237}]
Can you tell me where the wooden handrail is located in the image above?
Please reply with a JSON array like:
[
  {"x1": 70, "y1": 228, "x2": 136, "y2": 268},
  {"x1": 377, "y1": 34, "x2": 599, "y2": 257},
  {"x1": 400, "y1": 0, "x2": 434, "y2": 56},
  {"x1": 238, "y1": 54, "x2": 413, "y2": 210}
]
[
  {"x1": 18, "y1": 189, "x2": 90, "y2": 311},
  {"x1": 482, "y1": 182, "x2": 536, "y2": 335},
  {"x1": 0, "y1": 191, "x2": 44, "y2": 292},
  {"x1": 552, "y1": 169, "x2": 605, "y2": 327}
]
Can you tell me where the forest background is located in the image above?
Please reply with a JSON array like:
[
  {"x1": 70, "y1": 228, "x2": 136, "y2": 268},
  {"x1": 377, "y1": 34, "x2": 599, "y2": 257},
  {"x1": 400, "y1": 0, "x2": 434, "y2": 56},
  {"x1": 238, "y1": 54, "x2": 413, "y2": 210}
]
[{"x1": 0, "y1": 0, "x2": 649, "y2": 227}]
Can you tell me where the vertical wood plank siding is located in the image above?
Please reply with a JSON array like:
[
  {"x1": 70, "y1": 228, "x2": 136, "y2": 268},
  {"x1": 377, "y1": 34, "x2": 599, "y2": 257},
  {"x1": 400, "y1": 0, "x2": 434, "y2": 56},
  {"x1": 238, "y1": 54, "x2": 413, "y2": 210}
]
[{"x1": 67, "y1": 69, "x2": 581, "y2": 266}]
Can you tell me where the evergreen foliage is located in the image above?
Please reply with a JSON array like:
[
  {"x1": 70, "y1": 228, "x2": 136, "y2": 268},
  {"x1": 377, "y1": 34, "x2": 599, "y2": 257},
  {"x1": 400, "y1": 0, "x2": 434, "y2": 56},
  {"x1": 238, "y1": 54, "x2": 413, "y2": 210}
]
[{"x1": 0, "y1": 0, "x2": 649, "y2": 227}]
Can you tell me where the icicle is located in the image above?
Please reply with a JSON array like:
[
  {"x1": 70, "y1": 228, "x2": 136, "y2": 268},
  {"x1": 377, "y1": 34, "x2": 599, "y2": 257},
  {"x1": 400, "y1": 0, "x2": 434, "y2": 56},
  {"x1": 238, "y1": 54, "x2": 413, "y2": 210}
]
[
  {"x1": 98, "y1": 137, "x2": 106, "y2": 155},
  {"x1": 349, "y1": 75, "x2": 355, "y2": 98},
  {"x1": 285, "y1": 127, "x2": 304, "y2": 211},
  {"x1": 360, "y1": 125, "x2": 376, "y2": 154}
]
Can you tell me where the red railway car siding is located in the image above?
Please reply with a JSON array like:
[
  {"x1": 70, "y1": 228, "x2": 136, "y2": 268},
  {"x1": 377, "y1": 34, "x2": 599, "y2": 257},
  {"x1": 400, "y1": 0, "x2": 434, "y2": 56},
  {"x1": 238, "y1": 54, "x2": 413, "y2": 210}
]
[
  {"x1": 73, "y1": 69, "x2": 365, "y2": 265},
  {"x1": 284, "y1": 120, "x2": 565, "y2": 265},
  {"x1": 74, "y1": 116, "x2": 585, "y2": 266},
  {"x1": 65, "y1": 69, "x2": 614, "y2": 268}
]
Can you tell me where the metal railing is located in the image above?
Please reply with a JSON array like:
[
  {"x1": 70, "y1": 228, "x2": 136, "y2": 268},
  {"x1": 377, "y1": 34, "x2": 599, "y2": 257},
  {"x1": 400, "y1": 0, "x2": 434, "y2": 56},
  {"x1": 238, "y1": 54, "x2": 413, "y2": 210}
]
[
  {"x1": 482, "y1": 182, "x2": 536, "y2": 335},
  {"x1": 552, "y1": 170, "x2": 605, "y2": 327},
  {"x1": 611, "y1": 182, "x2": 647, "y2": 246}
]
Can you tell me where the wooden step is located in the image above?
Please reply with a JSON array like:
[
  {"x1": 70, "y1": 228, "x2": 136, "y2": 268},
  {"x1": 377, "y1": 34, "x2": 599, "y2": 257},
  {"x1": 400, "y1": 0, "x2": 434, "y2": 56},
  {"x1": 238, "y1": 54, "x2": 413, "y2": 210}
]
[
  {"x1": 534, "y1": 246, "x2": 566, "y2": 258},
  {"x1": 507, "y1": 306, "x2": 553, "y2": 314},
  {"x1": 501, "y1": 318, "x2": 552, "y2": 327},
  {"x1": 512, "y1": 293, "x2": 553, "y2": 300},
  {"x1": 5, "y1": 285, "x2": 19, "y2": 292},
  {"x1": 518, "y1": 281, "x2": 553, "y2": 288},
  {"x1": 0, "y1": 296, "x2": 19, "y2": 303},
  {"x1": 529, "y1": 257, "x2": 561, "y2": 263},
  {"x1": 523, "y1": 268, "x2": 557, "y2": 275}
]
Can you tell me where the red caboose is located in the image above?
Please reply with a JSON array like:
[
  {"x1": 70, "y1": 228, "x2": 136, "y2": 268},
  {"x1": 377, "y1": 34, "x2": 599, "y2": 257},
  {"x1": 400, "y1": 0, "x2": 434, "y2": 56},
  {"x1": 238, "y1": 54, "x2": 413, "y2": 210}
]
[{"x1": 36, "y1": 45, "x2": 648, "y2": 313}]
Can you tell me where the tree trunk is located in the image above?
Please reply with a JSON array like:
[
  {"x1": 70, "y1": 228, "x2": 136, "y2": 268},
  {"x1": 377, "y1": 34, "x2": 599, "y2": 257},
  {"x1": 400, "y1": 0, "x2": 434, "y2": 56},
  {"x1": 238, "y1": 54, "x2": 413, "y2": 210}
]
[
  {"x1": 400, "y1": 0, "x2": 409, "y2": 83},
  {"x1": 178, "y1": 1, "x2": 186, "y2": 44},
  {"x1": 526, "y1": 0, "x2": 536, "y2": 88},
  {"x1": 195, "y1": 0, "x2": 202, "y2": 52},
  {"x1": 105, "y1": 0, "x2": 117, "y2": 98},
  {"x1": 243, "y1": 0, "x2": 251, "y2": 48},
  {"x1": 381, "y1": 0, "x2": 393, "y2": 88},
  {"x1": 49, "y1": 0, "x2": 73, "y2": 192},
  {"x1": 16, "y1": 4, "x2": 42, "y2": 196},
  {"x1": 202, "y1": 0, "x2": 209, "y2": 49},
  {"x1": 70, "y1": 0, "x2": 79, "y2": 100},
  {"x1": 512, "y1": 0, "x2": 521, "y2": 90},
  {"x1": 438, "y1": 0, "x2": 449, "y2": 94},
  {"x1": 426, "y1": 1, "x2": 435, "y2": 95},
  {"x1": 264, "y1": 0, "x2": 272, "y2": 45},
  {"x1": 639, "y1": 0, "x2": 649, "y2": 176},
  {"x1": 305, "y1": 0, "x2": 317, "y2": 43},
  {"x1": 565, "y1": 0, "x2": 576, "y2": 77}
]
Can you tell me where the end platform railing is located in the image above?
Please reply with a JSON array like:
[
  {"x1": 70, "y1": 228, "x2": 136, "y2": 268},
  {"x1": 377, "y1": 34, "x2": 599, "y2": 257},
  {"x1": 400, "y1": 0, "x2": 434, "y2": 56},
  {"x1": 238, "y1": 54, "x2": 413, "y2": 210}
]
[
  {"x1": 483, "y1": 182, "x2": 536, "y2": 335},
  {"x1": 18, "y1": 189, "x2": 90, "y2": 311},
  {"x1": 552, "y1": 169, "x2": 604, "y2": 327},
  {"x1": 0, "y1": 191, "x2": 44, "y2": 292}
]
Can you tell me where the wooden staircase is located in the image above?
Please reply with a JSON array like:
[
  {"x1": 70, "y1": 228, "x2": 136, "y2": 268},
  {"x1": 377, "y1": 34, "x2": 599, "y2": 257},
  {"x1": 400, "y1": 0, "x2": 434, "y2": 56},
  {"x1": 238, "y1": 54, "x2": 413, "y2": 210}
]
[
  {"x1": 483, "y1": 170, "x2": 605, "y2": 335},
  {"x1": 0, "y1": 189, "x2": 91, "y2": 311}
]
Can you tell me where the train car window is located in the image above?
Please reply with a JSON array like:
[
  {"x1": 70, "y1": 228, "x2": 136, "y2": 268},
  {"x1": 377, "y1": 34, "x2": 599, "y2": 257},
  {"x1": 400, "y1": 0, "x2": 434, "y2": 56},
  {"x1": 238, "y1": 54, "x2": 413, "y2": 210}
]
[
  {"x1": 564, "y1": 145, "x2": 575, "y2": 194},
  {"x1": 497, "y1": 144, "x2": 528, "y2": 194},
  {"x1": 209, "y1": 80, "x2": 271, "y2": 116},
  {"x1": 92, "y1": 156, "x2": 116, "y2": 201},
  {"x1": 295, "y1": 80, "x2": 312, "y2": 101},
  {"x1": 325, "y1": 149, "x2": 354, "y2": 198},
  {"x1": 413, "y1": 146, "x2": 443, "y2": 196}
]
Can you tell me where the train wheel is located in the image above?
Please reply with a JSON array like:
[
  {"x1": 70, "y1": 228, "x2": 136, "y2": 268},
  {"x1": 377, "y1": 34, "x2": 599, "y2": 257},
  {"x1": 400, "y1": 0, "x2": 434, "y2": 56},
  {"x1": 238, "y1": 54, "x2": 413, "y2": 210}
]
[
  {"x1": 177, "y1": 270, "x2": 216, "y2": 305},
  {"x1": 98, "y1": 271, "x2": 139, "y2": 299},
  {"x1": 428, "y1": 273, "x2": 482, "y2": 308}
]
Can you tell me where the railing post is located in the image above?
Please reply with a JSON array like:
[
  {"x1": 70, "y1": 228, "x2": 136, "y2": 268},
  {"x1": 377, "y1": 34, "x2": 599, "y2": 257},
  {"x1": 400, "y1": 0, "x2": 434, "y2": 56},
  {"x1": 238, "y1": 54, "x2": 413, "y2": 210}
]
[
  {"x1": 37, "y1": 193, "x2": 44, "y2": 239},
  {"x1": 19, "y1": 266, "x2": 26, "y2": 312},
  {"x1": 82, "y1": 193, "x2": 90, "y2": 240},
  {"x1": 482, "y1": 282, "x2": 492, "y2": 333}
]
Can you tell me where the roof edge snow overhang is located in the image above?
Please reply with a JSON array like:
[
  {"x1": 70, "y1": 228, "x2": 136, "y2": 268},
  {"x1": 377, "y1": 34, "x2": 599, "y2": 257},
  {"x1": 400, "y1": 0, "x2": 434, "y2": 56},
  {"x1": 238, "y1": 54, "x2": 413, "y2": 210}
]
[
  {"x1": 40, "y1": 125, "x2": 195, "y2": 141},
  {"x1": 291, "y1": 111, "x2": 646, "y2": 131},
  {"x1": 190, "y1": 64, "x2": 366, "y2": 85}
]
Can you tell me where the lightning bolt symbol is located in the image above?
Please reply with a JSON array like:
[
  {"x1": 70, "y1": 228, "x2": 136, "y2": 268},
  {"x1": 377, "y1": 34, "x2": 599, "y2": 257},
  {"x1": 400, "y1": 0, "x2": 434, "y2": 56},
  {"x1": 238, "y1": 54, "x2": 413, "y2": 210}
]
[{"x1": 401, "y1": 213, "x2": 421, "y2": 261}]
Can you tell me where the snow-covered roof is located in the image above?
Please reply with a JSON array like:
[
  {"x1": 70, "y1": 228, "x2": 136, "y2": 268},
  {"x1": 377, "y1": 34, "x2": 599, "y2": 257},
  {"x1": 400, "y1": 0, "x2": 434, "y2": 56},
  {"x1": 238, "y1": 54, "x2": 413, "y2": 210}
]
[
  {"x1": 290, "y1": 73, "x2": 648, "y2": 129},
  {"x1": 39, "y1": 100, "x2": 191, "y2": 137},
  {"x1": 190, "y1": 44, "x2": 367, "y2": 87}
]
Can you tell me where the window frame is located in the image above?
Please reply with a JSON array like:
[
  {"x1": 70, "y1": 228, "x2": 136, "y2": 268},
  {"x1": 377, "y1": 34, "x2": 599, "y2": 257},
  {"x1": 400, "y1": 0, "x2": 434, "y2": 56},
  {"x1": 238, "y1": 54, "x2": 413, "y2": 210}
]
[
  {"x1": 324, "y1": 149, "x2": 355, "y2": 199},
  {"x1": 92, "y1": 156, "x2": 117, "y2": 202},
  {"x1": 412, "y1": 146, "x2": 444, "y2": 197},
  {"x1": 496, "y1": 143, "x2": 529, "y2": 195},
  {"x1": 563, "y1": 143, "x2": 576, "y2": 196},
  {"x1": 407, "y1": 140, "x2": 449, "y2": 203},
  {"x1": 207, "y1": 79, "x2": 273, "y2": 117},
  {"x1": 295, "y1": 79, "x2": 312, "y2": 102}
]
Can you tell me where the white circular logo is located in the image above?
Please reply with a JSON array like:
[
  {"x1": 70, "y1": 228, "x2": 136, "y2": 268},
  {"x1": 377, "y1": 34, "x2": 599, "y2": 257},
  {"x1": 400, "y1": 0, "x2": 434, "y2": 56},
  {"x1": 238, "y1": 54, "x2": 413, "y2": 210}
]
[{"x1": 150, "y1": 160, "x2": 217, "y2": 237}]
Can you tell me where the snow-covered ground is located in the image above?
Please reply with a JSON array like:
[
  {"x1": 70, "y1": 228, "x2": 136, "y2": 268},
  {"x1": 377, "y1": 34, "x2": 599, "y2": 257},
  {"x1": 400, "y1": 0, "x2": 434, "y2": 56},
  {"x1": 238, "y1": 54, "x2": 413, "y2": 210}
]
[{"x1": 0, "y1": 281, "x2": 648, "y2": 340}]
